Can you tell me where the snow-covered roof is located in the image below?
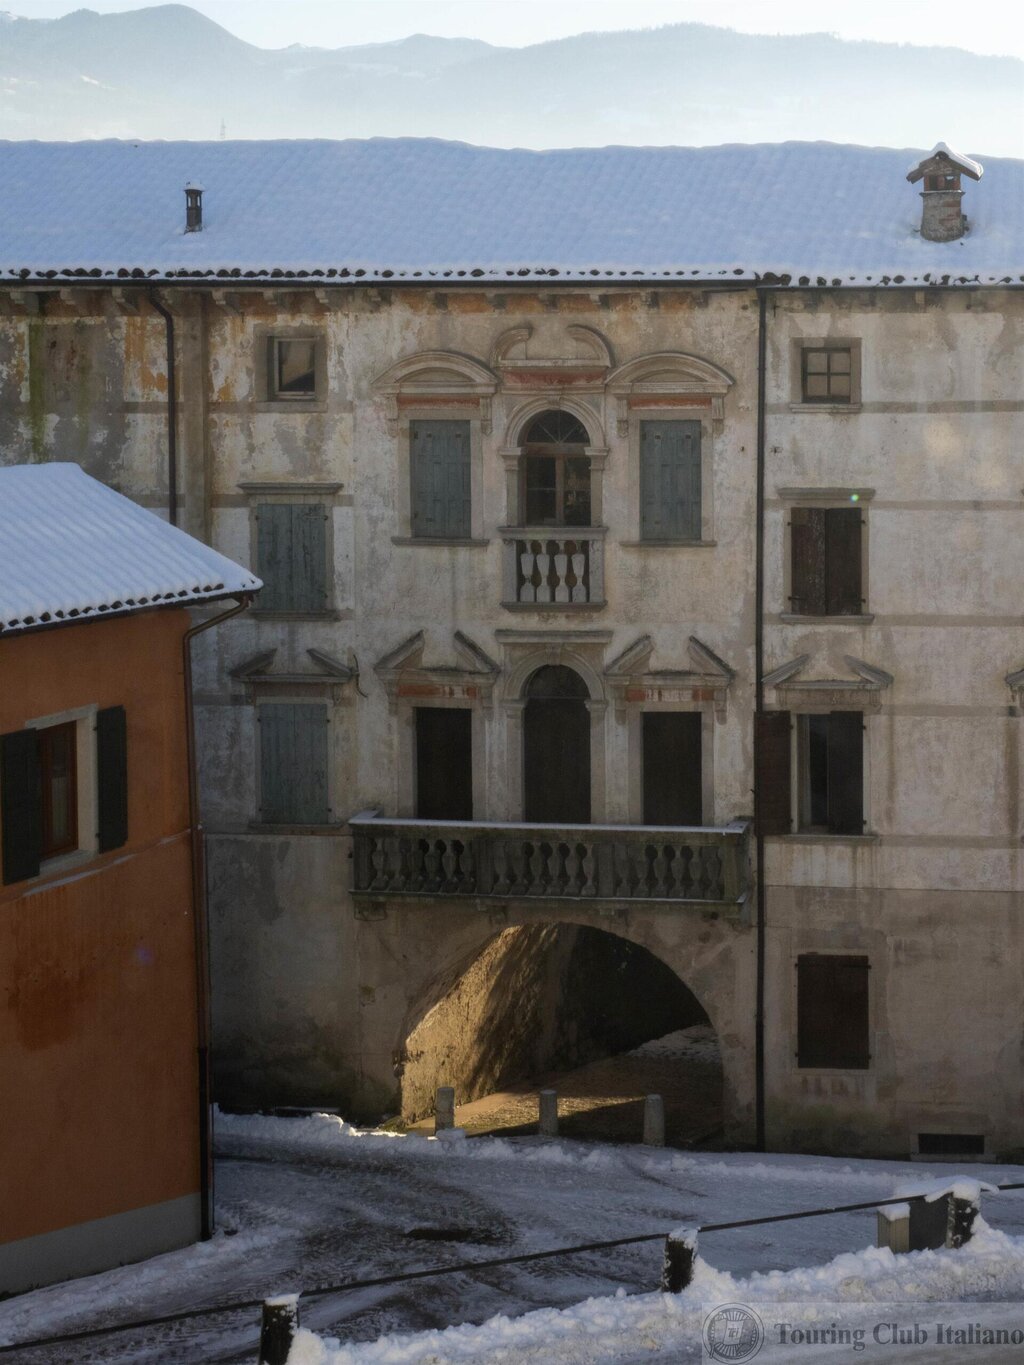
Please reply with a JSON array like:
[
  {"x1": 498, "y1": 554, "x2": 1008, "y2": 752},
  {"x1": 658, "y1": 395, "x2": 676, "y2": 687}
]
[
  {"x1": 0, "y1": 463, "x2": 260, "y2": 636},
  {"x1": 906, "y1": 141, "x2": 984, "y2": 182},
  {"x1": 0, "y1": 138, "x2": 1020, "y2": 287}
]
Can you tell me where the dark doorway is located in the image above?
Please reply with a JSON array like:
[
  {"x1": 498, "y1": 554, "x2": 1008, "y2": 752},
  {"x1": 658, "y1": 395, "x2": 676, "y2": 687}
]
[
  {"x1": 642, "y1": 712, "x2": 702, "y2": 825},
  {"x1": 523, "y1": 665, "x2": 590, "y2": 823},
  {"x1": 415, "y1": 707, "x2": 472, "y2": 820}
]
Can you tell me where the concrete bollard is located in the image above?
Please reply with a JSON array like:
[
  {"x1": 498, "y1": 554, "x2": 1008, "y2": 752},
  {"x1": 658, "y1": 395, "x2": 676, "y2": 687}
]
[
  {"x1": 539, "y1": 1088, "x2": 558, "y2": 1136},
  {"x1": 435, "y1": 1085, "x2": 456, "y2": 1134},
  {"x1": 643, "y1": 1093, "x2": 665, "y2": 1147},
  {"x1": 660, "y1": 1227, "x2": 697, "y2": 1292},
  {"x1": 259, "y1": 1294, "x2": 300, "y2": 1365}
]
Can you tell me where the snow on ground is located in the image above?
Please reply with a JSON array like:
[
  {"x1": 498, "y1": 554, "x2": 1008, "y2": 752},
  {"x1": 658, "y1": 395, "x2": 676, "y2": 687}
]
[
  {"x1": 627, "y1": 1024, "x2": 720, "y2": 1065},
  {"x1": 1, "y1": 1112, "x2": 1023, "y2": 1363}
]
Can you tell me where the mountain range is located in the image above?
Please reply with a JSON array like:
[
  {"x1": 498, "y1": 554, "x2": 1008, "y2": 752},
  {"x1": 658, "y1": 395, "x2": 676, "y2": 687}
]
[{"x1": 0, "y1": 4, "x2": 1020, "y2": 154}]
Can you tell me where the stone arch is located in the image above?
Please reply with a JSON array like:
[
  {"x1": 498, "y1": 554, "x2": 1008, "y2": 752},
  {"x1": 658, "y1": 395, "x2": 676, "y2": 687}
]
[
  {"x1": 502, "y1": 647, "x2": 606, "y2": 705},
  {"x1": 502, "y1": 395, "x2": 608, "y2": 453},
  {"x1": 390, "y1": 908, "x2": 736, "y2": 1136}
]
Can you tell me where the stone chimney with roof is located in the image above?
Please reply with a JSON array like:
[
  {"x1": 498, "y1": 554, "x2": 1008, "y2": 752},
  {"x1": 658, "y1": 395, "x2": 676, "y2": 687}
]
[{"x1": 906, "y1": 143, "x2": 983, "y2": 242}]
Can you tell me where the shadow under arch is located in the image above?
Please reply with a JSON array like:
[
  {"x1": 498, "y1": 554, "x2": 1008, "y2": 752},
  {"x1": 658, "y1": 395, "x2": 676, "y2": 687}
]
[{"x1": 397, "y1": 919, "x2": 724, "y2": 1144}]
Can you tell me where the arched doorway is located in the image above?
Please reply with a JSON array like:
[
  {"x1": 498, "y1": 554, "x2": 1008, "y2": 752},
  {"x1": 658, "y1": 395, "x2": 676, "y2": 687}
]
[
  {"x1": 520, "y1": 409, "x2": 592, "y2": 527},
  {"x1": 523, "y1": 664, "x2": 590, "y2": 823},
  {"x1": 398, "y1": 922, "x2": 723, "y2": 1145}
]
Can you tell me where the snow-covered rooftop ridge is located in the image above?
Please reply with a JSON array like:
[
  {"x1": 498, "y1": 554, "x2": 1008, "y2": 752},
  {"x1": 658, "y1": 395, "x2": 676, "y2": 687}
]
[
  {"x1": 906, "y1": 141, "x2": 984, "y2": 180},
  {"x1": 0, "y1": 137, "x2": 1020, "y2": 287},
  {"x1": 0, "y1": 463, "x2": 260, "y2": 635}
]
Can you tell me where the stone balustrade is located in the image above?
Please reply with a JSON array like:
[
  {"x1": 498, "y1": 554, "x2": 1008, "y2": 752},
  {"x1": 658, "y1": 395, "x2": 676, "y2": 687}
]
[
  {"x1": 501, "y1": 528, "x2": 606, "y2": 608},
  {"x1": 350, "y1": 813, "x2": 750, "y2": 908}
]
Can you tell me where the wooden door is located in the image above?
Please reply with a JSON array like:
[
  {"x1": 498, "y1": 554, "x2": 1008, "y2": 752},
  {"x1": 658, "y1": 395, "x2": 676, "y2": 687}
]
[
  {"x1": 523, "y1": 666, "x2": 591, "y2": 823},
  {"x1": 642, "y1": 712, "x2": 702, "y2": 825}
]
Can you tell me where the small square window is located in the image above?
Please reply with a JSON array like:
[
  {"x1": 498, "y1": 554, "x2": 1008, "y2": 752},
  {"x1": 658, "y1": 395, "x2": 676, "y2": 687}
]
[
  {"x1": 801, "y1": 346, "x2": 854, "y2": 404},
  {"x1": 268, "y1": 337, "x2": 319, "y2": 401}
]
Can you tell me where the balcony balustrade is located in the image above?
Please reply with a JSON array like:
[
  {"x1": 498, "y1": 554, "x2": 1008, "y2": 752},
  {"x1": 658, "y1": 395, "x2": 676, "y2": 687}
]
[
  {"x1": 350, "y1": 813, "x2": 750, "y2": 908},
  {"x1": 501, "y1": 527, "x2": 606, "y2": 608}
]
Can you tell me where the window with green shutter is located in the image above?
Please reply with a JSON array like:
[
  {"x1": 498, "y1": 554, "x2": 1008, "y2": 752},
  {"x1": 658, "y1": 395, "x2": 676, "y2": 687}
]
[
  {"x1": 258, "y1": 703, "x2": 330, "y2": 825},
  {"x1": 255, "y1": 502, "x2": 329, "y2": 613},
  {"x1": 410, "y1": 420, "x2": 471, "y2": 539},
  {"x1": 640, "y1": 420, "x2": 702, "y2": 541}
]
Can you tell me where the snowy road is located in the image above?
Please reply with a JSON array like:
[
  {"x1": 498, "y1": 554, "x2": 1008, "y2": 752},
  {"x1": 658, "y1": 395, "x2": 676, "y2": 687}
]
[{"x1": 2, "y1": 1113, "x2": 1024, "y2": 1362}]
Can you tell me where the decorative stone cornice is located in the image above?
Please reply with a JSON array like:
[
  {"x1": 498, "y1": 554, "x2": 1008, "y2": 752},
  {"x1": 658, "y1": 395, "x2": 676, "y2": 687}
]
[
  {"x1": 605, "y1": 634, "x2": 737, "y2": 719},
  {"x1": 764, "y1": 653, "x2": 893, "y2": 710},
  {"x1": 375, "y1": 630, "x2": 500, "y2": 712}
]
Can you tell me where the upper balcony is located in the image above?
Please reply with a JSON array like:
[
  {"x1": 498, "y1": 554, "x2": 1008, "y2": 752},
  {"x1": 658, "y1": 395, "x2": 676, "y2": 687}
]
[
  {"x1": 500, "y1": 527, "x2": 606, "y2": 610},
  {"x1": 350, "y1": 812, "x2": 750, "y2": 910}
]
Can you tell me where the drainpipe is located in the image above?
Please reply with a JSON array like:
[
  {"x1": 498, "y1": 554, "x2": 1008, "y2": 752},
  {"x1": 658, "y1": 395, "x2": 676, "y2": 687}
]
[
  {"x1": 753, "y1": 288, "x2": 769, "y2": 1152},
  {"x1": 183, "y1": 593, "x2": 254, "y2": 1239},
  {"x1": 149, "y1": 290, "x2": 178, "y2": 527}
]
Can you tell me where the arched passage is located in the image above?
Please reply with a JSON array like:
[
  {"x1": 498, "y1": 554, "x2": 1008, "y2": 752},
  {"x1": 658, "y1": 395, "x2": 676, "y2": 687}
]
[{"x1": 398, "y1": 921, "x2": 723, "y2": 1144}]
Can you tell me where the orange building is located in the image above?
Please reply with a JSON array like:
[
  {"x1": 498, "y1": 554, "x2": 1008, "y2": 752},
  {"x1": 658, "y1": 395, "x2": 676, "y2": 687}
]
[{"x1": 0, "y1": 463, "x2": 259, "y2": 1293}]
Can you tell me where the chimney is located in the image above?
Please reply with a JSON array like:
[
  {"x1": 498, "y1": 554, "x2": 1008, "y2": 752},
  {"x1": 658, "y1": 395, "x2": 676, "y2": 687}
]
[
  {"x1": 906, "y1": 144, "x2": 983, "y2": 242},
  {"x1": 184, "y1": 182, "x2": 204, "y2": 233}
]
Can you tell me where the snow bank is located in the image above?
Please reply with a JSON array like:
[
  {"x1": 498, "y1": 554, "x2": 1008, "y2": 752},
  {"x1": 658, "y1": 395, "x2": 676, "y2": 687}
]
[{"x1": 289, "y1": 1219, "x2": 1024, "y2": 1364}]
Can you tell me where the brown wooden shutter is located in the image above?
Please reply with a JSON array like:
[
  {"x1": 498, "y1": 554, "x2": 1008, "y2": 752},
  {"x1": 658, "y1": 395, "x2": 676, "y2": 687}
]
[
  {"x1": 790, "y1": 507, "x2": 827, "y2": 615},
  {"x1": 755, "y1": 710, "x2": 791, "y2": 835},
  {"x1": 96, "y1": 705, "x2": 128, "y2": 851},
  {"x1": 1, "y1": 729, "x2": 42, "y2": 884},
  {"x1": 826, "y1": 711, "x2": 863, "y2": 835},
  {"x1": 825, "y1": 507, "x2": 862, "y2": 615},
  {"x1": 797, "y1": 954, "x2": 869, "y2": 1068}
]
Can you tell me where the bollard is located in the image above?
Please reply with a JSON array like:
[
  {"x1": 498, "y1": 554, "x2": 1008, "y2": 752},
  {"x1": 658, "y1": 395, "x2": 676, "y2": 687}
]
[
  {"x1": 643, "y1": 1093, "x2": 665, "y2": 1147},
  {"x1": 876, "y1": 1202, "x2": 911, "y2": 1253},
  {"x1": 259, "y1": 1294, "x2": 300, "y2": 1365},
  {"x1": 435, "y1": 1085, "x2": 456, "y2": 1134},
  {"x1": 947, "y1": 1193, "x2": 978, "y2": 1249},
  {"x1": 539, "y1": 1088, "x2": 558, "y2": 1137},
  {"x1": 660, "y1": 1227, "x2": 697, "y2": 1292}
]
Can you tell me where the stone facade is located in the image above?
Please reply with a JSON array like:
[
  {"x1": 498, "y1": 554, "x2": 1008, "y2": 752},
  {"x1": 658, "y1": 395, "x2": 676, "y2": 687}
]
[{"x1": 1, "y1": 279, "x2": 1021, "y2": 1158}]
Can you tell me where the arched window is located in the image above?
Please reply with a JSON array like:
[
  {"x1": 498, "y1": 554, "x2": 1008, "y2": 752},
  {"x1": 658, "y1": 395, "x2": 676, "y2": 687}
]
[{"x1": 520, "y1": 410, "x2": 591, "y2": 527}]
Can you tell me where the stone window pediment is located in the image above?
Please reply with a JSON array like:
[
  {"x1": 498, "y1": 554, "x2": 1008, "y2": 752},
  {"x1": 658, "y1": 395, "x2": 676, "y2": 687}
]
[
  {"x1": 607, "y1": 352, "x2": 734, "y2": 435},
  {"x1": 372, "y1": 351, "x2": 498, "y2": 434},
  {"x1": 764, "y1": 653, "x2": 893, "y2": 712},
  {"x1": 374, "y1": 630, "x2": 500, "y2": 713},
  {"x1": 605, "y1": 634, "x2": 737, "y2": 720}
]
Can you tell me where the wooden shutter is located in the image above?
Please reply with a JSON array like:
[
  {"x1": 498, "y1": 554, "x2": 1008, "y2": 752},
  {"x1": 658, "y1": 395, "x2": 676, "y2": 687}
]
[
  {"x1": 410, "y1": 420, "x2": 471, "y2": 539},
  {"x1": 825, "y1": 507, "x2": 862, "y2": 615},
  {"x1": 797, "y1": 954, "x2": 870, "y2": 1068},
  {"x1": 1, "y1": 729, "x2": 41, "y2": 884},
  {"x1": 415, "y1": 708, "x2": 473, "y2": 820},
  {"x1": 259, "y1": 703, "x2": 329, "y2": 825},
  {"x1": 642, "y1": 713, "x2": 702, "y2": 825},
  {"x1": 755, "y1": 710, "x2": 792, "y2": 835},
  {"x1": 827, "y1": 711, "x2": 864, "y2": 835},
  {"x1": 96, "y1": 705, "x2": 128, "y2": 851},
  {"x1": 256, "y1": 503, "x2": 328, "y2": 612},
  {"x1": 640, "y1": 420, "x2": 702, "y2": 541},
  {"x1": 790, "y1": 507, "x2": 827, "y2": 615}
]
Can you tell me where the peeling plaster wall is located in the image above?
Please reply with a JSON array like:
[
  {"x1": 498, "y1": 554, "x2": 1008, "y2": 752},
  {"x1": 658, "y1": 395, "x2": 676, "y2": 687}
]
[{"x1": 1, "y1": 283, "x2": 1022, "y2": 1155}]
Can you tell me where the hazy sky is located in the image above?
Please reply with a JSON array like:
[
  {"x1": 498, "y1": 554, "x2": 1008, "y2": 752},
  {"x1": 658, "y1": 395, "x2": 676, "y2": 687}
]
[{"x1": 8, "y1": 0, "x2": 1024, "y2": 59}]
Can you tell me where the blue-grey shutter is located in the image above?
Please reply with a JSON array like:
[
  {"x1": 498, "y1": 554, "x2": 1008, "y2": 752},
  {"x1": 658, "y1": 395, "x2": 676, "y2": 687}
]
[
  {"x1": 1, "y1": 729, "x2": 41, "y2": 884},
  {"x1": 256, "y1": 503, "x2": 328, "y2": 612},
  {"x1": 411, "y1": 420, "x2": 470, "y2": 538},
  {"x1": 259, "y1": 703, "x2": 329, "y2": 824},
  {"x1": 96, "y1": 705, "x2": 128, "y2": 851},
  {"x1": 640, "y1": 420, "x2": 702, "y2": 541}
]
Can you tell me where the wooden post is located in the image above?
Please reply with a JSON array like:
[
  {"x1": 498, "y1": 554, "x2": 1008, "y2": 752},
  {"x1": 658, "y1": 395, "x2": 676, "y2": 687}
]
[
  {"x1": 259, "y1": 1294, "x2": 299, "y2": 1365},
  {"x1": 660, "y1": 1228, "x2": 696, "y2": 1292},
  {"x1": 643, "y1": 1093, "x2": 665, "y2": 1147},
  {"x1": 435, "y1": 1085, "x2": 455, "y2": 1133},
  {"x1": 539, "y1": 1088, "x2": 558, "y2": 1136},
  {"x1": 876, "y1": 1202, "x2": 910, "y2": 1253}
]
